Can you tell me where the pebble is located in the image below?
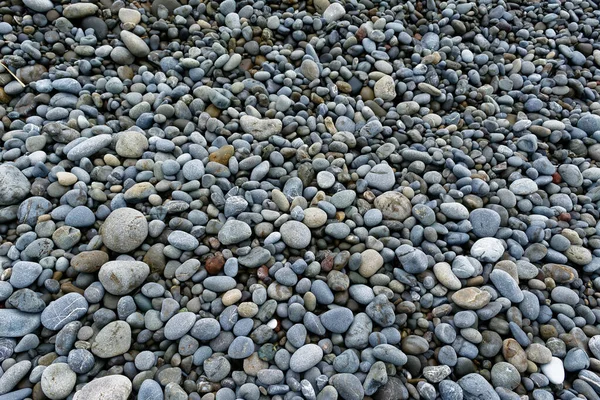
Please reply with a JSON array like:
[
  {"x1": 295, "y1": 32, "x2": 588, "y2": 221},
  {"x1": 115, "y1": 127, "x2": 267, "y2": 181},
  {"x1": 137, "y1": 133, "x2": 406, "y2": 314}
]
[
  {"x1": 98, "y1": 261, "x2": 150, "y2": 295},
  {"x1": 164, "y1": 312, "x2": 196, "y2": 340},
  {"x1": 240, "y1": 115, "x2": 282, "y2": 140},
  {"x1": 100, "y1": 207, "x2": 148, "y2": 253},
  {"x1": 41, "y1": 293, "x2": 87, "y2": 331},
  {"x1": 91, "y1": 321, "x2": 131, "y2": 358},
  {"x1": 280, "y1": 221, "x2": 311, "y2": 249},
  {"x1": 541, "y1": 357, "x2": 565, "y2": 384},
  {"x1": 0, "y1": 165, "x2": 31, "y2": 205},
  {"x1": 41, "y1": 363, "x2": 77, "y2": 400},
  {"x1": 72, "y1": 376, "x2": 132, "y2": 400},
  {"x1": 290, "y1": 344, "x2": 323, "y2": 372},
  {"x1": 0, "y1": 361, "x2": 31, "y2": 395}
]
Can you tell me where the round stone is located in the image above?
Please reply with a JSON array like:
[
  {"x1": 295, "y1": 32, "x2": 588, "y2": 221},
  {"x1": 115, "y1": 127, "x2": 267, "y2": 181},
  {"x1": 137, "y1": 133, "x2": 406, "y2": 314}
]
[
  {"x1": 101, "y1": 208, "x2": 148, "y2": 253},
  {"x1": 280, "y1": 221, "x2": 311, "y2": 249},
  {"x1": 41, "y1": 363, "x2": 77, "y2": 400}
]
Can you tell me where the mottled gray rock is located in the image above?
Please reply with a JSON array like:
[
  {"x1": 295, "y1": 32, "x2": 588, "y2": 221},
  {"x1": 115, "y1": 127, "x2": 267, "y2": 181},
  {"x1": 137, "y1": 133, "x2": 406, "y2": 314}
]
[
  {"x1": 91, "y1": 321, "x2": 131, "y2": 358},
  {"x1": 101, "y1": 207, "x2": 148, "y2": 253},
  {"x1": 0, "y1": 165, "x2": 30, "y2": 206},
  {"x1": 73, "y1": 375, "x2": 132, "y2": 400},
  {"x1": 98, "y1": 261, "x2": 150, "y2": 295}
]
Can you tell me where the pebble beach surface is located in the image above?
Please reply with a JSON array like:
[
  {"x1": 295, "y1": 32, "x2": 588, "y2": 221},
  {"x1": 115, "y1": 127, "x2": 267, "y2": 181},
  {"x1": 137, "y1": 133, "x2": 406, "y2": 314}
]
[{"x1": 1, "y1": 0, "x2": 600, "y2": 399}]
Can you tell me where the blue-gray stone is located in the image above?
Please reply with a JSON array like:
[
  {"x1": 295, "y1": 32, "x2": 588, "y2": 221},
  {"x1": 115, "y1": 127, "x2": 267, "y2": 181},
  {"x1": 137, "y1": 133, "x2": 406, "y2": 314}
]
[
  {"x1": 457, "y1": 373, "x2": 500, "y2": 400},
  {"x1": 41, "y1": 293, "x2": 88, "y2": 330},
  {"x1": 67, "y1": 134, "x2": 112, "y2": 161},
  {"x1": 138, "y1": 380, "x2": 164, "y2": 400},
  {"x1": 578, "y1": 113, "x2": 600, "y2": 135},
  {"x1": 17, "y1": 197, "x2": 52, "y2": 226},
  {"x1": 167, "y1": 230, "x2": 199, "y2": 251},
  {"x1": 0, "y1": 310, "x2": 40, "y2": 337},
  {"x1": 191, "y1": 318, "x2": 221, "y2": 341},
  {"x1": 320, "y1": 307, "x2": 354, "y2": 333},
  {"x1": 396, "y1": 245, "x2": 428, "y2": 273},
  {"x1": 228, "y1": 336, "x2": 254, "y2": 359},
  {"x1": 68, "y1": 349, "x2": 95, "y2": 374},
  {"x1": 203, "y1": 276, "x2": 236, "y2": 292},
  {"x1": 9, "y1": 261, "x2": 42, "y2": 289},
  {"x1": 469, "y1": 208, "x2": 501, "y2": 237},
  {"x1": 489, "y1": 269, "x2": 523, "y2": 303},
  {"x1": 65, "y1": 206, "x2": 95, "y2": 227},
  {"x1": 164, "y1": 312, "x2": 196, "y2": 340}
]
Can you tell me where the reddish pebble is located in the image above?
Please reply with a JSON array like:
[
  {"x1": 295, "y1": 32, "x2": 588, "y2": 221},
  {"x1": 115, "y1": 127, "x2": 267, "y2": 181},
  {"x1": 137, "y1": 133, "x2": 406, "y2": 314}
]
[
  {"x1": 205, "y1": 252, "x2": 225, "y2": 275},
  {"x1": 552, "y1": 172, "x2": 561, "y2": 184}
]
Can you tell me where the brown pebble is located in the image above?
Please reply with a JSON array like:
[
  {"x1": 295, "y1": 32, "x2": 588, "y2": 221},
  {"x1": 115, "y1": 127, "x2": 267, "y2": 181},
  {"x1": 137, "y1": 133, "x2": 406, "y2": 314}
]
[
  {"x1": 61, "y1": 282, "x2": 85, "y2": 295},
  {"x1": 205, "y1": 252, "x2": 225, "y2": 275}
]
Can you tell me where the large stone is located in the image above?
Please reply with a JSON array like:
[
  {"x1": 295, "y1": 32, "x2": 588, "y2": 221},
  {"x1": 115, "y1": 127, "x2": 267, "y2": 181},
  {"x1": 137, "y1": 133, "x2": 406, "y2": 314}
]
[
  {"x1": 374, "y1": 75, "x2": 396, "y2": 101},
  {"x1": 98, "y1": 261, "x2": 150, "y2": 295},
  {"x1": 0, "y1": 360, "x2": 32, "y2": 395},
  {"x1": 115, "y1": 131, "x2": 148, "y2": 158},
  {"x1": 280, "y1": 221, "x2": 311, "y2": 249},
  {"x1": 73, "y1": 375, "x2": 132, "y2": 400},
  {"x1": 290, "y1": 344, "x2": 323, "y2": 372},
  {"x1": 0, "y1": 165, "x2": 30, "y2": 206},
  {"x1": 457, "y1": 373, "x2": 500, "y2": 400},
  {"x1": 67, "y1": 134, "x2": 112, "y2": 161},
  {"x1": 120, "y1": 30, "x2": 150, "y2": 57},
  {"x1": 63, "y1": 3, "x2": 98, "y2": 18},
  {"x1": 451, "y1": 287, "x2": 491, "y2": 310},
  {"x1": 41, "y1": 363, "x2": 77, "y2": 400},
  {"x1": 23, "y1": 0, "x2": 52, "y2": 11},
  {"x1": 218, "y1": 220, "x2": 252, "y2": 245},
  {"x1": 41, "y1": 293, "x2": 88, "y2": 331},
  {"x1": 91, "y1": 321, "x2": 132, "y2": 358},
  {"x1": 240, "y1": 115, "x2": 282, "y2": 140},
  {"x1": 101, "y1": 208, "x2": 148, "y2": 253},
  {"x1": 374, "y1": 191, "x2": 412, "y2": 221}
]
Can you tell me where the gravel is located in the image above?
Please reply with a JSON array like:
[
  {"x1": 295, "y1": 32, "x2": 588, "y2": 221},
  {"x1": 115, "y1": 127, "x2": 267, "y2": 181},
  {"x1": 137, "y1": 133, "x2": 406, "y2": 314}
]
[{"x1": 1, "y1": 0, "x2": 600, "y2": 399}]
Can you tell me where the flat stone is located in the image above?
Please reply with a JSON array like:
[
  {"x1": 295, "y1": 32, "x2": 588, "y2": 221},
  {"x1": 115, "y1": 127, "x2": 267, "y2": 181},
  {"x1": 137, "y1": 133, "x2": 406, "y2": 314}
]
[
  {"x1": 41, "y1": 363, "x2": 77, "y2": 400},
  {"x1": 73, "y1": 375, "x2": 132, "y2": 400},
  {"x1": 373, "y1": 344, "x2": 408, "y2": 366},
  {"x1": 67, "y1": 134, "x2": 112, "y2": 161},
  {"x1": 320, "y1": 307, "x2": 354, "y2": 333},
  {"x1": 41, "y1": 293, "x2": 88, "y2": 331},
  {"x1": 0, "y1": 360, "x2": 32, "y2": 395},
  {"x1": 452, "y1": 287, "x2": 491, "y2": 310},
  {"x1": 23, "y1": 0, "x2": 53, "y2": 12},
  {"x1": 290, "y1": 344, "x2": 323, "y2": 372},
  {"x1": 240, "y1": 115, "x2": 282, "y2": 140},
  {"x1": 63, "y1": 3, "x2": 98, "y2": 18},
  {"x1": 164, "y1": 312, "x2": 196, "y2": 341},
  {"x1": 280, "y1": 220, "x2": 311, "y2": 249},
  {"x1": 218, "y1": 220, "x2": 252, "y2": 245},
  {"x1": 457, "y1": 373, "x2": 500, "y2": 400}
]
